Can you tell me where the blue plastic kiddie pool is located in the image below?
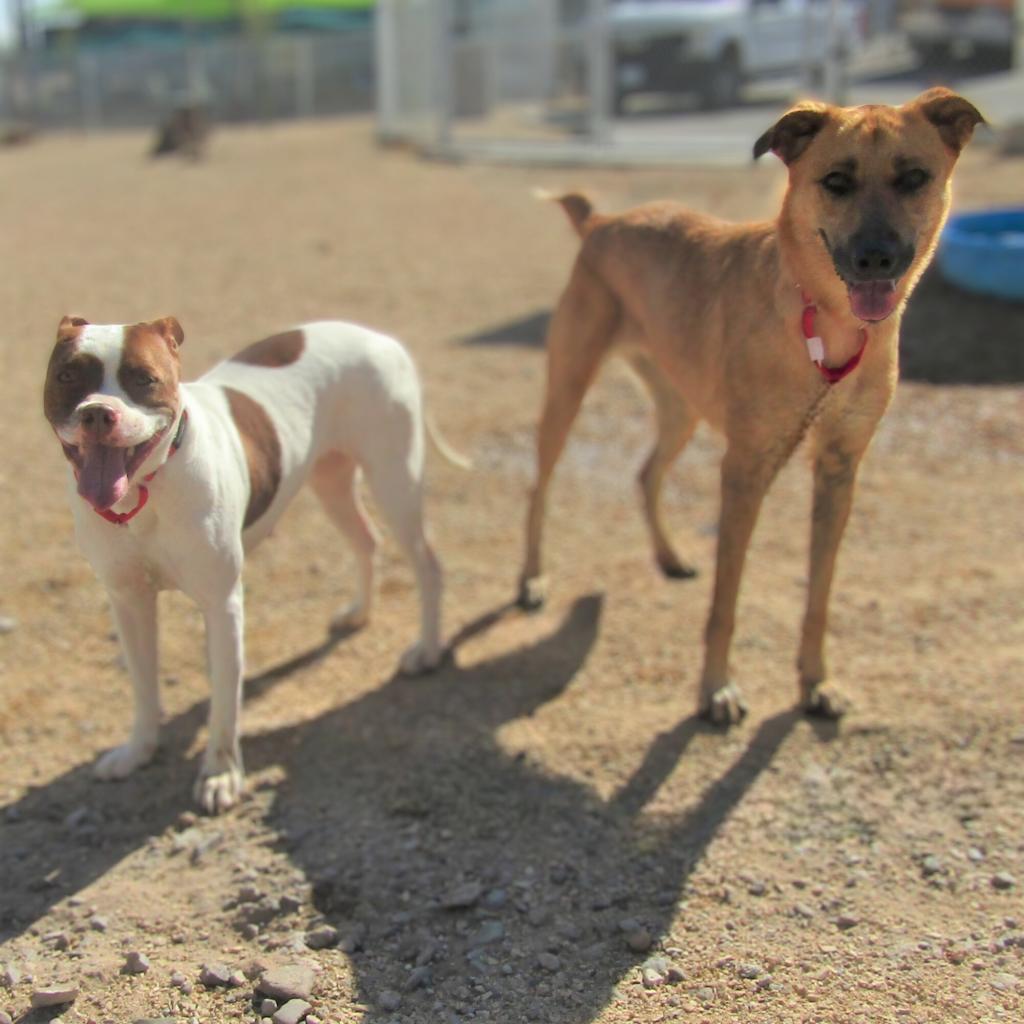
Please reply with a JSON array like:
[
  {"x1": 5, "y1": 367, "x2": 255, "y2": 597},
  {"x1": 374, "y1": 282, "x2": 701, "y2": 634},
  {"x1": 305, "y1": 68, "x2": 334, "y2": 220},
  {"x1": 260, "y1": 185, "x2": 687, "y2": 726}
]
[{"x1": 937, "y1": 208, "x2": 1024, "y2": 302}]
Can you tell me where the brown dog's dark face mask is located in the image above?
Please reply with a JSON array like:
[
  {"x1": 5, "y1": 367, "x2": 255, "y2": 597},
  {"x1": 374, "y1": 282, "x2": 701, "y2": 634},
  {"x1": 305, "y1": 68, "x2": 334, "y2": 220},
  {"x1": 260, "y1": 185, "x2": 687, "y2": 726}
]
[{"x1": 754, "y1": 88, "x2": 985, "y2": 322}]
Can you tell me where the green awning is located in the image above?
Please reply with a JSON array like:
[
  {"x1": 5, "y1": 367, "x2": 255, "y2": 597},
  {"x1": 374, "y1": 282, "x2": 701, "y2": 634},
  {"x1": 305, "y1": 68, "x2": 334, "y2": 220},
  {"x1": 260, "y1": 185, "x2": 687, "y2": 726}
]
[{"x1": 68, "y1": 0, "x2": 374, "y2": 19}]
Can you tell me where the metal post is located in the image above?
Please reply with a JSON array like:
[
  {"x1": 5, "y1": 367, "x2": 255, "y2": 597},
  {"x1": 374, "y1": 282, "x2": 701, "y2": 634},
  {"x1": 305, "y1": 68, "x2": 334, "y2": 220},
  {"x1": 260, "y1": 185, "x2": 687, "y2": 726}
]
[
  {"x1": 586, "y1": 0, "x2": 611, "y2": 143},
  {"x1": 375, "y1": 0, "x2": 400, "y2": 139},
  {"x1": 435, "y1": 0, "x2": 455, "y2": 151},
  {"x1": 294, "y1": 35, "x2": 315, "y2": 118}
]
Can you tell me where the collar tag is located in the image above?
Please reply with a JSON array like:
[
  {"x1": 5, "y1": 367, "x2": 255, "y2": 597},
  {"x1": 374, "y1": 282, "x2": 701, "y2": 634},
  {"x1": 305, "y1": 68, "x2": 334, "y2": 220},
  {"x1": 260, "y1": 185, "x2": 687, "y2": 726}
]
[{"x1": 805, "y1": 335, "x2": 825, "y2": 365}]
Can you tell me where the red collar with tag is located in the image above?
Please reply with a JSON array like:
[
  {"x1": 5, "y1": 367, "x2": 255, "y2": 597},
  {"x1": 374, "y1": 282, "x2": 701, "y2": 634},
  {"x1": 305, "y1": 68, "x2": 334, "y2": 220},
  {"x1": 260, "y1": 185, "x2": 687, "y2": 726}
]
[
  {"x1": 94, "y1": 410, "x2": 189, "y2": 526},
  {"x1": 800, "y1": 292, "x2": 869, "y2": 385}
]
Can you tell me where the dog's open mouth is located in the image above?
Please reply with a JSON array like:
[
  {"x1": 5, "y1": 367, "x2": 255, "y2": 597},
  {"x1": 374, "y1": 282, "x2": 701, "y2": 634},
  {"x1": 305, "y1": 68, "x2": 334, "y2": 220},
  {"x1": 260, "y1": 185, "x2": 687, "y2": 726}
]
[
  {"x1": 847, "y1": 280, "x2": 899, "y2": 323},
  {"x1": 63, "y1": 430, "x2": 167, "y2": 511}
]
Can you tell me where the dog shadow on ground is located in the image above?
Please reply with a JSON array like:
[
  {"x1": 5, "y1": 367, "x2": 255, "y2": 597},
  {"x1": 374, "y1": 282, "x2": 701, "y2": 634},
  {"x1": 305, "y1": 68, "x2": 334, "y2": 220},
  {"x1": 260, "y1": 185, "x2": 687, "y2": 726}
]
[
  {"x1": 243, "y1": 594, "x2": 809, "y2": 1022},
  {"x1": 1, "y1": 595, "x2": 811, "y2": 1024},
  {"x1": 462, "y1": 267, "x2": 1024, "y2": 385}
]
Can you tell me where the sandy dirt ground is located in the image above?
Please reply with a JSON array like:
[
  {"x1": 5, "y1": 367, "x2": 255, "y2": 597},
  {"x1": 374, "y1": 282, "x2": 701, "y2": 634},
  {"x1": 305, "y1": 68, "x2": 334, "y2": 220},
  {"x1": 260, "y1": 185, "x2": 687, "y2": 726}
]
[{"x1": 1, "y1": 117, "x2": 1023, "y2": 1024}]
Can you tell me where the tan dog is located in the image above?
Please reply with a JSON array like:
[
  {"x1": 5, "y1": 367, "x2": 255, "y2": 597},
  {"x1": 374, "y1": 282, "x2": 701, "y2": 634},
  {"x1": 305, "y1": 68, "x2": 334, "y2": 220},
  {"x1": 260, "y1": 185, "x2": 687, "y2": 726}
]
[{"x1": 518, "y1": 88, "x2": 983, "y2": 724}]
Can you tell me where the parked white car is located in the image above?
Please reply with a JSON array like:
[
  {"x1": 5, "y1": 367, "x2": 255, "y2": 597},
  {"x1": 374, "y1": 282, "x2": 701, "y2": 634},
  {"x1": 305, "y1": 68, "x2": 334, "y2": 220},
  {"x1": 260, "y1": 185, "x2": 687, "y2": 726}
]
[{"x1": 611, "y1": 0, "x2": 866, "y2": 111}]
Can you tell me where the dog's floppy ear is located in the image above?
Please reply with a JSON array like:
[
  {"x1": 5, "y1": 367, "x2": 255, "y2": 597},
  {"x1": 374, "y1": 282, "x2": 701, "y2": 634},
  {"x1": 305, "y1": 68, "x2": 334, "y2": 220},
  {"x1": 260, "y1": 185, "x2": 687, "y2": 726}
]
[
  {"x1": 753, "y1": 103, "x2": 830, "y2": 164},
  {"x1": 56, "y1": 315, "x2": 89, "y2": 341},
  {"x1": 913, "y1": 87, "x2": 985, "y2": 153},
  {"x1": 150, "y1": 316, "x2": 185, "y2": 349}
]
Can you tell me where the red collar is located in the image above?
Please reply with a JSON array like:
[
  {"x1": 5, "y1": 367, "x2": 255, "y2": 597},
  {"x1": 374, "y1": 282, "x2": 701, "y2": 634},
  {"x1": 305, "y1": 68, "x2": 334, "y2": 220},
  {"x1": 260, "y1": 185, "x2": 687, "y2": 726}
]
[
  {"x1": 800, "y1": 292, "x2": 868, "y2": 385},
  {"x1": 94, "y1": 410, "x2": 188, "y2": 526}
]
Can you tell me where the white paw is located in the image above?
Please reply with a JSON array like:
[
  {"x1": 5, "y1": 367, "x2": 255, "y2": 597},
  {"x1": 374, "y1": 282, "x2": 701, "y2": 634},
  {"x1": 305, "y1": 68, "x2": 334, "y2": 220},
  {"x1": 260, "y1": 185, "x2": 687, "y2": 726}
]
[
  {"x1": 94, "y1": 739, "x2": 158, "y2": 780},
  {"x1": 399, "y1": 640, "x2": 443, "y2": 676},
  {"x1": 701, "y1": 683, "x2": 749, "y2": 727},
  {"x1": 194, "y1": 749, "x2": 244, "y2": 814},
  {"x1": 517, "y1": 575, "x2": 548, "y2": 612},
  {"x1": 329, "y1": 602, "x2": 370, "y2": 635}
]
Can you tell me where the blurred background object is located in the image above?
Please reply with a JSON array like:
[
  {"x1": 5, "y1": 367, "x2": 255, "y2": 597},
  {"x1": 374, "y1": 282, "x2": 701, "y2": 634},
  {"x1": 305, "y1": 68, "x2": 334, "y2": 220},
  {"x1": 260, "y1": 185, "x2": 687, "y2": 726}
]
[{"x1": 0, "y1": 0, "x2": 1019, "y2": 161}]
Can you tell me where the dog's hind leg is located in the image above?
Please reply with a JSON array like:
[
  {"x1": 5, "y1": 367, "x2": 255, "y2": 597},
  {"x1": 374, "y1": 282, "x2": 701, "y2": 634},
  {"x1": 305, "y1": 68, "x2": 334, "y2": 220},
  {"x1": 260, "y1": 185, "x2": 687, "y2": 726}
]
[
  {"x1": 518, "y1": 260, "x2": 619, "y2": 610},
  {"x1": 628, "y1": 351, "x2": 699, "y2": 580},
  {"x1": 311, "y1": 451, "x2": 379, "y2": 634},
  {"x1": 362, "y1": 451, "x2": 444, "y2": 676}
]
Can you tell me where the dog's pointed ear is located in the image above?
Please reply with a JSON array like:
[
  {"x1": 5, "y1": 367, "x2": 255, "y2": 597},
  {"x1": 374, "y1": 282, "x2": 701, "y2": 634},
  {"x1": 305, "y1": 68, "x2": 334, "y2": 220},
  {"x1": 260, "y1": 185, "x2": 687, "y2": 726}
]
[
  {"x1": 57, "y1": 315, "x2": 89, "y2": 341},
  {"x1": 753, "y1": 103, "x2": 831, "y2": 164},
  {"x1": 913, "y1": 88, "x2": 985, "y2": 153},
  {"x1": 150, "y1": 316, "x2": 184, "y2": 349}
]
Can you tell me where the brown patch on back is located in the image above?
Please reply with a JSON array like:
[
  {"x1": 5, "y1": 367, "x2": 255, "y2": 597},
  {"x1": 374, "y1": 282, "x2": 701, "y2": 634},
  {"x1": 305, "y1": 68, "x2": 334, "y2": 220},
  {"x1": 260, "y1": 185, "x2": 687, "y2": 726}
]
[
  {"x1": 231, "y1": 330, "x2": 305, "y2": 369},
  {"x1": 120, "y1": 321, "x2": 183, "y2": 414},
  {"x1": 223, "y1": 387, "x2": 282, "y2": 529}
]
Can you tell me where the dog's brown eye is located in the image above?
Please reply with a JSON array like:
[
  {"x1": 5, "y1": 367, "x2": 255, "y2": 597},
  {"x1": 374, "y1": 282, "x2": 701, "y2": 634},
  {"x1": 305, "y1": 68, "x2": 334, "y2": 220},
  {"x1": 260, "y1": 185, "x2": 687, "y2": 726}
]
[
  {"x1": 893, "y1": 169, "x2": 930, "y2": 195},
  {"x1": 821, "y1": 172, "x2": 855, "y2": 198},
  {"x1": 135, "y1": 372, "x2": 158, "y2": 387},
  {"x1": 57, "y1": 368, "x2": 76, "y2": 384}
]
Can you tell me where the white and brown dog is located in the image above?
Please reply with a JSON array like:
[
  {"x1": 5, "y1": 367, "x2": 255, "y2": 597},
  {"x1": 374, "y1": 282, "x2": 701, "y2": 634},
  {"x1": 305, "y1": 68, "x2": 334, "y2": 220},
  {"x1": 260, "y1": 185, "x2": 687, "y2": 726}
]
[{"x1": 44, "y1": 316, "x2": 457, "y2": 812}]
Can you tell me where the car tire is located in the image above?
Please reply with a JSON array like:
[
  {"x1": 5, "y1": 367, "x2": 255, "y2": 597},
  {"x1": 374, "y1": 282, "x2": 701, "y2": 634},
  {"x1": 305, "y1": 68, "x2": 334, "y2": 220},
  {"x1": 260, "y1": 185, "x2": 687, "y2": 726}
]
[{"x1": 699, "y1": 47, "x2": 741, "y2": 111}]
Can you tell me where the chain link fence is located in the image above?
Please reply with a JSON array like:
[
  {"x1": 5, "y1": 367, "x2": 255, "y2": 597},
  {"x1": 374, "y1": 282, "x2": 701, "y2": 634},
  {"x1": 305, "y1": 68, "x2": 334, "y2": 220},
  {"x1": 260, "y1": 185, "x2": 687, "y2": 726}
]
[{"x1": 0, "y1": 29, "x2": 374, "y2": 130}]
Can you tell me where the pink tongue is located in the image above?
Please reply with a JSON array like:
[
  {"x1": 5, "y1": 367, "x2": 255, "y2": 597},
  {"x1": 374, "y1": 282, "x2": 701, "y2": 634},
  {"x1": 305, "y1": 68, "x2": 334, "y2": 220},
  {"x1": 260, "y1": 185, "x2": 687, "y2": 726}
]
[
  {"x1": 848, "y1": 280, "x2": 898, "y2": 322},
  {"x1": 77, "y1": 445, "x2": 129, "y2": 511}
]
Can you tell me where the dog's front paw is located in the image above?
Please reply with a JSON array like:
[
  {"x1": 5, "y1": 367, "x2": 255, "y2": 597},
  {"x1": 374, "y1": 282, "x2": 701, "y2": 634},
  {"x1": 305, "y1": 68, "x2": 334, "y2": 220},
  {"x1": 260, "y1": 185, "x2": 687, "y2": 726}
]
[
  {"x1": 517, "y1": 574, "x2": 548, "y2": 612},
  {"x1": 194, "y1": 749, "x2": 244, "y2": 815},
  {"x1": 801, "y1": 681, "x2": 851, "y2": 720},
  {"x1": 328, "y1": 602, "x2": 370, "y2": 636},
  {"x1": 656, "y1": 551, "x2": 698, "y2": 580},
  {"x1": 700, "y1": 683, "x2": 749, "y2": 727},
  {"x1": 94, "y1": 739, "x2": 158, "y2": 780},
  {"x1": 399, "y1": 641, "x2": 443, "y2": 676}
]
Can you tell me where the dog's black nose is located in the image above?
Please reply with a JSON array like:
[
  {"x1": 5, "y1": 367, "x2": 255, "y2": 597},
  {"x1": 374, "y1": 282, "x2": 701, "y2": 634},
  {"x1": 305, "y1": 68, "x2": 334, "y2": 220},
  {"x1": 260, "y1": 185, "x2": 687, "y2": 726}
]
[{"x1": 847, "y1": 230, "x2": 912, "y2": 282}]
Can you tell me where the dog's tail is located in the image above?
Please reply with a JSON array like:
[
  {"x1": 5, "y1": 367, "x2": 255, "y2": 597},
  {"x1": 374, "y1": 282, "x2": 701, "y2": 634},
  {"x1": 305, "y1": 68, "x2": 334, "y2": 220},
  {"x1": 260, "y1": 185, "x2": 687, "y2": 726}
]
[
  {"x1": 532, "y1": 188, "x2": 595, "y2": 238},
  {"x1": 425, "y1": 411, "x2": 473, "y2": 471}
]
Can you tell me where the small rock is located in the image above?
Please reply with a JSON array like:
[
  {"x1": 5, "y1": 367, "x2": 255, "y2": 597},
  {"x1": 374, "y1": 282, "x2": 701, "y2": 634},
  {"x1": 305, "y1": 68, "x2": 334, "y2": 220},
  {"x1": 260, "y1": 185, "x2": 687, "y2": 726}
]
[
  {"x1": 695, "y1": 986, "x2": 715, "y2": 1002},
  {"x1": 43, "y1": 930, "x2": 71, "y2": 951},
  {"x1": 338, "y1": 922, "x2": 367, "y2": 954},
  {"x1": 241, "y1": 923, "x2": 260, "y2": 940},
  {"x1": 123, "y1": 951, "x2": 150, "y2": 975},
  {"x1": 228, "y1": 969, "x2": 246, "y2": 987},
  {"x1": 467, "y1": 920, "x2": 504, "y2": 950},
  {"x1": 921, "y1": 855, "x2": 942, "y2": 877},
  {"x1": 199, "y1": 962, "x2": 233, "y2": 987},
  {"x1": 306, "y1": 1017, "x2": 321, "y2": 1024},
  {"x1": 441, "y1": 881, "x2": 483, "y2": 910},
  {"x1": 0, "y1": 1012, "x2": 11, "y2": 1024},
  {"x1": 237, "y1": 884, "x2": 263, "y2": 903},
  {"x1": 273, "y1": 999, "x2": 311, "y2": 1024},
  {"x1": 261, "y1": 998, "x2": 278, "y2": 1016},
  {"x1": 132, "y1": 1019, "x2": 177, "y2": 1024},
  {"x1": 90, "y1": 916, "x2": 109, "y2": 933},
  {"x1": 967, "y1": 847, "x2": 985, "y2": 863},
  {"x1": 304, "y1": 925, "x2": 339, "y2": 950},
  {"x1": 0, "y1": 615, "x2": 17, "y2": 634},
  {"x1": 169, "y1": 970, "x2": 188, "y2": 989},
  {"x1": 64, "y1": 806, "x2": 90, "y2": 830},
  {"x1": 794, "y1": 903, "x2": 815, "y2": 919},
  {"x1": 738, "y1": 963, "x2": 763, "y2": 980},
  {"x1": 279, "y1": 895, "x2": 303, "y2": 914},
  {"x1": 538, "y1": 952, "x2": 561, "y2": 972},
  {"x1": 747, "y1": 880, "x2": 767, "y2": 897},
  {"x1": 405, "y1": 965, "x2": 432, "y2": 991},
  {"x1": 378, "y1": 988, "x2": 402, "y2": 1011},
  {"x1": 257, "y1": 965, "x2": 316, "y2": 1003},
  {"x1": 482, "y1": 888, "x2": 508, "y2": 910},
  {"x1": 836, "y1": 914, "x2": 860, "y2": 931},
  {"x1": 2, "y1": 964, "x2": 20, "y2": 988},
  {"x1": 991, "y1": 973, "x2": 1019, "y2": 992},
  {"x1": 625, "y1": 929, "x2": 653, "y2": 953},
  {"x1": 992, "y1": 873, "x2": 1016, "y2": 891},
  {"x1": 31, "y1": 985, "x2": 79, "y2": 1008}
]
